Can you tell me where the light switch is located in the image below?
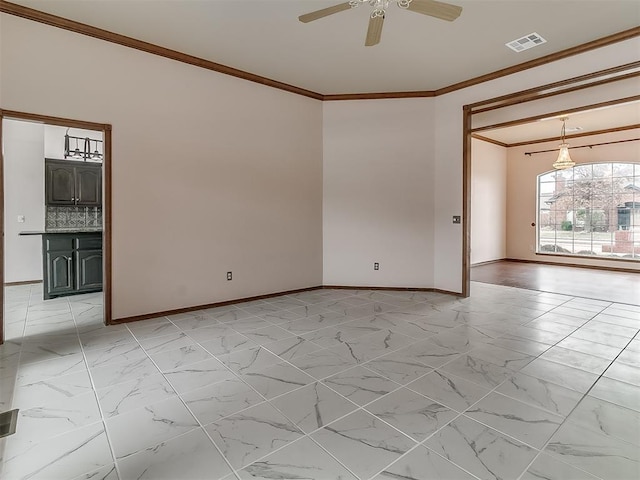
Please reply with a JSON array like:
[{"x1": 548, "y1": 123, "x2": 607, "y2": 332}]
[{"x1": 17, "y1": 215, "x2": 25, "y2": 223}]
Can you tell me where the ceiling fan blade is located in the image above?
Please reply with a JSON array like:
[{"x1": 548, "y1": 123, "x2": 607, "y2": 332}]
[
  {"x1": 365, "y1": 14, "x2": 385, "y2": 46},
  {"x1": 298, "y1": 2, "x2": 352, "y2": 23},
  {"x1": 406, "y1": 0, "x2": 462, "y2": 21}
]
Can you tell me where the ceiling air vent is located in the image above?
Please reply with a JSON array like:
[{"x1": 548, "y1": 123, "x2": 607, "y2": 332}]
[{"x1": 506, "y1": 32, "x2": 547, "y2": 52}]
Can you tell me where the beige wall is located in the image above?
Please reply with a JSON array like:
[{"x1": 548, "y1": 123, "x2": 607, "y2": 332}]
[
  {"x1": 471, "y1": 139, "x2": 507, "y2": 264},
  {"x1": 1, "y1": 16, "x2": 323, "y2": 319},
  {"x1": 2, "y1": 13, "x2": 639, "y2": 311},
  {"x1": 323, "y1": 99, "x2": 435, "y2": 287},
  {"x1": 506, "y1": 128, "x2": 640, "y2": 271}
]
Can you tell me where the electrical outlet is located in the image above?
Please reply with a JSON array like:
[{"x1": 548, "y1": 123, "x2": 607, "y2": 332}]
[
  {"x1": 374, "y1": 262, "x2": 379, "y2": 271},
  {"x1": 227, "y1": 271, "x2": 232, "y2": 281}
]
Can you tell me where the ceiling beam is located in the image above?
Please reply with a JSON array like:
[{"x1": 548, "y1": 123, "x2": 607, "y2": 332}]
[{"x1": 506, "y1": 124, "x2": 640, "y2": 148}]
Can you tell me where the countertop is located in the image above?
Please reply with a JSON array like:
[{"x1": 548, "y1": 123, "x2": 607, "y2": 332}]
[{"x1": 19, "y1": 230, "x2": 103, "y2": 236}]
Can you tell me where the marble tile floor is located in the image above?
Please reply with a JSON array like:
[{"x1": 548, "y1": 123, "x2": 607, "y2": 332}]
[{"x1": 0, "y1": 282, "x2": 639, "y2": 479}]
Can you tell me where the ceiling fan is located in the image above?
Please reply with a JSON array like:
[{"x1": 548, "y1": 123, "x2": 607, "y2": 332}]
[{"x1": 299, "y1": 0, "x2": 462, "y2": 46}]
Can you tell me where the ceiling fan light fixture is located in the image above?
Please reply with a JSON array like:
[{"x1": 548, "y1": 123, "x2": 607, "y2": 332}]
[{"x1": 300, "y1": 0, "x2": 462, "y2": 46}]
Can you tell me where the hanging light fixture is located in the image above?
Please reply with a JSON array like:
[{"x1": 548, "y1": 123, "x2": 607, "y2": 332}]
[
  {"x1": 90, "y1": 140, "x2": 103, "y2": 160},
  {"x1": 72, "y1": 138, "x2": 83, "y2": 159},
  {"x1": 552, "y1": 117, "x2": 575, "y2": 170},
  {"x1": 63, "y1": 129, "x2": 103, "y2": 162}
]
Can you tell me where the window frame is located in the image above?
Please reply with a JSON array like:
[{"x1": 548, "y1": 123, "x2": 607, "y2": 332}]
[{"x1": 536, "y1": 162, "x2": 640, "y2": 262}]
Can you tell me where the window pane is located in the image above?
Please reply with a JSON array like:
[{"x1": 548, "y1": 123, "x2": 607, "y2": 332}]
[
  {"x1": 537, "y1": 162, "x2": 639, "y2": 262},
  {"x1": 595, "y1": 163, "x2": 613, "y2": 177},
  {"x1": 573, "y1": 164, "x2": 592, "y2": 179},
  {"x1": 539, "y1": 171, "x2": 556, "y2": 183},
  {"x1": 613, "y1": 163, "x2": 633, "y2": 177}
]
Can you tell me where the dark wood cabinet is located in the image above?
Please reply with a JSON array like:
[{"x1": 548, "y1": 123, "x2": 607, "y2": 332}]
[
  {"x1": 43, "y1": 233, "x2": 103, "y2": 299},
  {"x1": 46, "y1": 251, "x2": 75, "y2": 296},
  {"x1": 46, "y1": 163, "x2": 75, "y2": 205},
  {"x1": 76, "y1": 250, "x2": 103, "y2": 291},
  {"x1": 46, "y1": 159, "x2": 102, "y2": 207}
]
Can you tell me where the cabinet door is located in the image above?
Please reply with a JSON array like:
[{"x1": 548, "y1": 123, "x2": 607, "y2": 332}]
[
  {"x1": 46, "y1": 163, "x2": 75, "y2": 205},
  {"x1": 76, "y1": 249, "x2": 103, "y2": 292},
  {"x1": 46, "y1": 251, "x2": 75, "y2": 296},
  {"x1": 75, "y1": 166, "x2": 102, "y2": 206}
]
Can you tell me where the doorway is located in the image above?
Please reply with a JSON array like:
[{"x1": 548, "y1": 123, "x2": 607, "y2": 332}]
[
  {"x1": 0, "y1": 110, "x2": 113, "y2": 345},
  {"x1": 462, "y1": 64, "x2": 640, "y2": 297}
]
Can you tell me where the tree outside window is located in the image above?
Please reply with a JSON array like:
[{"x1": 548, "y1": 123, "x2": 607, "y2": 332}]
[{"x1": 537, "y1": 162, "x2": 640, "y2": 259}]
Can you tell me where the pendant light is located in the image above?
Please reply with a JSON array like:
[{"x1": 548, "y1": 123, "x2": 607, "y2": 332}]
[
  {"x1": 64, "y1": 129, "x2": 103, "y2": 162},
  {"x1": 90, "y1": 140, "x2": 103, "y2": 160},
  {"x1": 72, "y1": 138, "x2": 83, "y2": 159},
  {"x1": 552, "y1": 117, "x2": 575, "y2": 170}
]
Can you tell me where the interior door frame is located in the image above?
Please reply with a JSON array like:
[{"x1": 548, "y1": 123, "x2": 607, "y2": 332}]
[
  {"x1": 0, "y1": 109, "x2": 113, "y2": 344},
  {"x1": 461, "y1": 62, "x2": 640, "y2": 297}
]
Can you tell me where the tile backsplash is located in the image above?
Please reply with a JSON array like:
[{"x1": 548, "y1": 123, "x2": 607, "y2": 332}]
[{"x1": 46, "y1": 206, "x2": 102, "y2": 231}]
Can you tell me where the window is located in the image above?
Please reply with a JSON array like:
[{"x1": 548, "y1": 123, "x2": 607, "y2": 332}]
[{"x1": 537, "y1": 162, "x2": 640, "y2": 260}]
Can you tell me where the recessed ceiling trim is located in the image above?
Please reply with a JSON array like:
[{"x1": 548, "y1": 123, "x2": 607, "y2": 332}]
[
  {"x1": 524, "y1": 137, "x2": 639, "y2": 156},
  {"x1": 435, "y1": 26, "x2": 640, "y2": 96},
  {"x1": 505, "y1": 123, "x2": 640, "y2": 148},
  {"x1": 470, "y1": 62, "x2": 640, "y2": 113},
  {"x1": 471, "y1": 95, "x2": 640, "y2": 133},
  {"x1": 1, "y1": 1, "x2": 638, "y2": 101}
]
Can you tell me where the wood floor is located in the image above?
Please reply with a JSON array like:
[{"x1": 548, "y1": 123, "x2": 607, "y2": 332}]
[{"x1": 471, "y1": 260, "x2": 640, "y2": 305}]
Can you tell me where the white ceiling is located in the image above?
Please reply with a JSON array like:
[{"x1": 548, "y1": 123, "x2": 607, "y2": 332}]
[
  {"x1": 477, "y1": 100, "x2": 640, "y2": 145},
  {"x1": 6, "y1": 0, "x2": 640, "y2": 94}
]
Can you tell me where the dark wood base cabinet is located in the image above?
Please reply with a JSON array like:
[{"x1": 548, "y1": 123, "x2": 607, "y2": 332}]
[{"x1": 43, "y1": 233, "x2": 103, "y2": 299}]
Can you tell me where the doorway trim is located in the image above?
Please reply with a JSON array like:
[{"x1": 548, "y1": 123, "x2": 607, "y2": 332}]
[
  {"x1": 461, "y1": 62, "x2": 640, "y2": 297},
  {"x1": 0, "y1": 109, "x2": 113, "y2": 344}
]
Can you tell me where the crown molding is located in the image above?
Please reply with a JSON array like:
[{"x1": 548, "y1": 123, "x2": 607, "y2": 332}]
[
  {"x1": 0, "y1": 1, "x2": 324, "y2": 101},
  {"x1": 1, "y1": 1, "x2": 639, "y2": 101},
  {"x1": 323, "y1": 91, "x2": 436, "y2": 101},
  {"x1": 470, "y1": 134, "x2": 509, "y2": 148}
]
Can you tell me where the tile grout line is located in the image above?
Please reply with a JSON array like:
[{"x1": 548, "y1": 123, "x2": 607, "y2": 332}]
[
  {"x1": 395, "y1": 292, "x2": 616, "y2": 479},
  {"x1": 137, "y1": 327, "x2": 244, "y2": 480},
  {"x1": 514, "y1": 329, "x2": 640, "y2": 480},
  {"x1": 4, "y1": 284, "x2": 637, "y2": 479},
  {"x1": 157, "y1": 292, "x2": 389, "y2": 478},
  {"x1": 71, "y1": 295, "x2": 122, "y2": 480},
  {"x1": 0, "y1": 284, "x2": 33, "y2": 480},
  {"x1": 154, "y1": 295, "x2": 453, "y2": 478}
]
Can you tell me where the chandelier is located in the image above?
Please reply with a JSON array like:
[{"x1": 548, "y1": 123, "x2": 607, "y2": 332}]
[{"x1": 552, "y1": 117, "x2": 575, "y2": 170}]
